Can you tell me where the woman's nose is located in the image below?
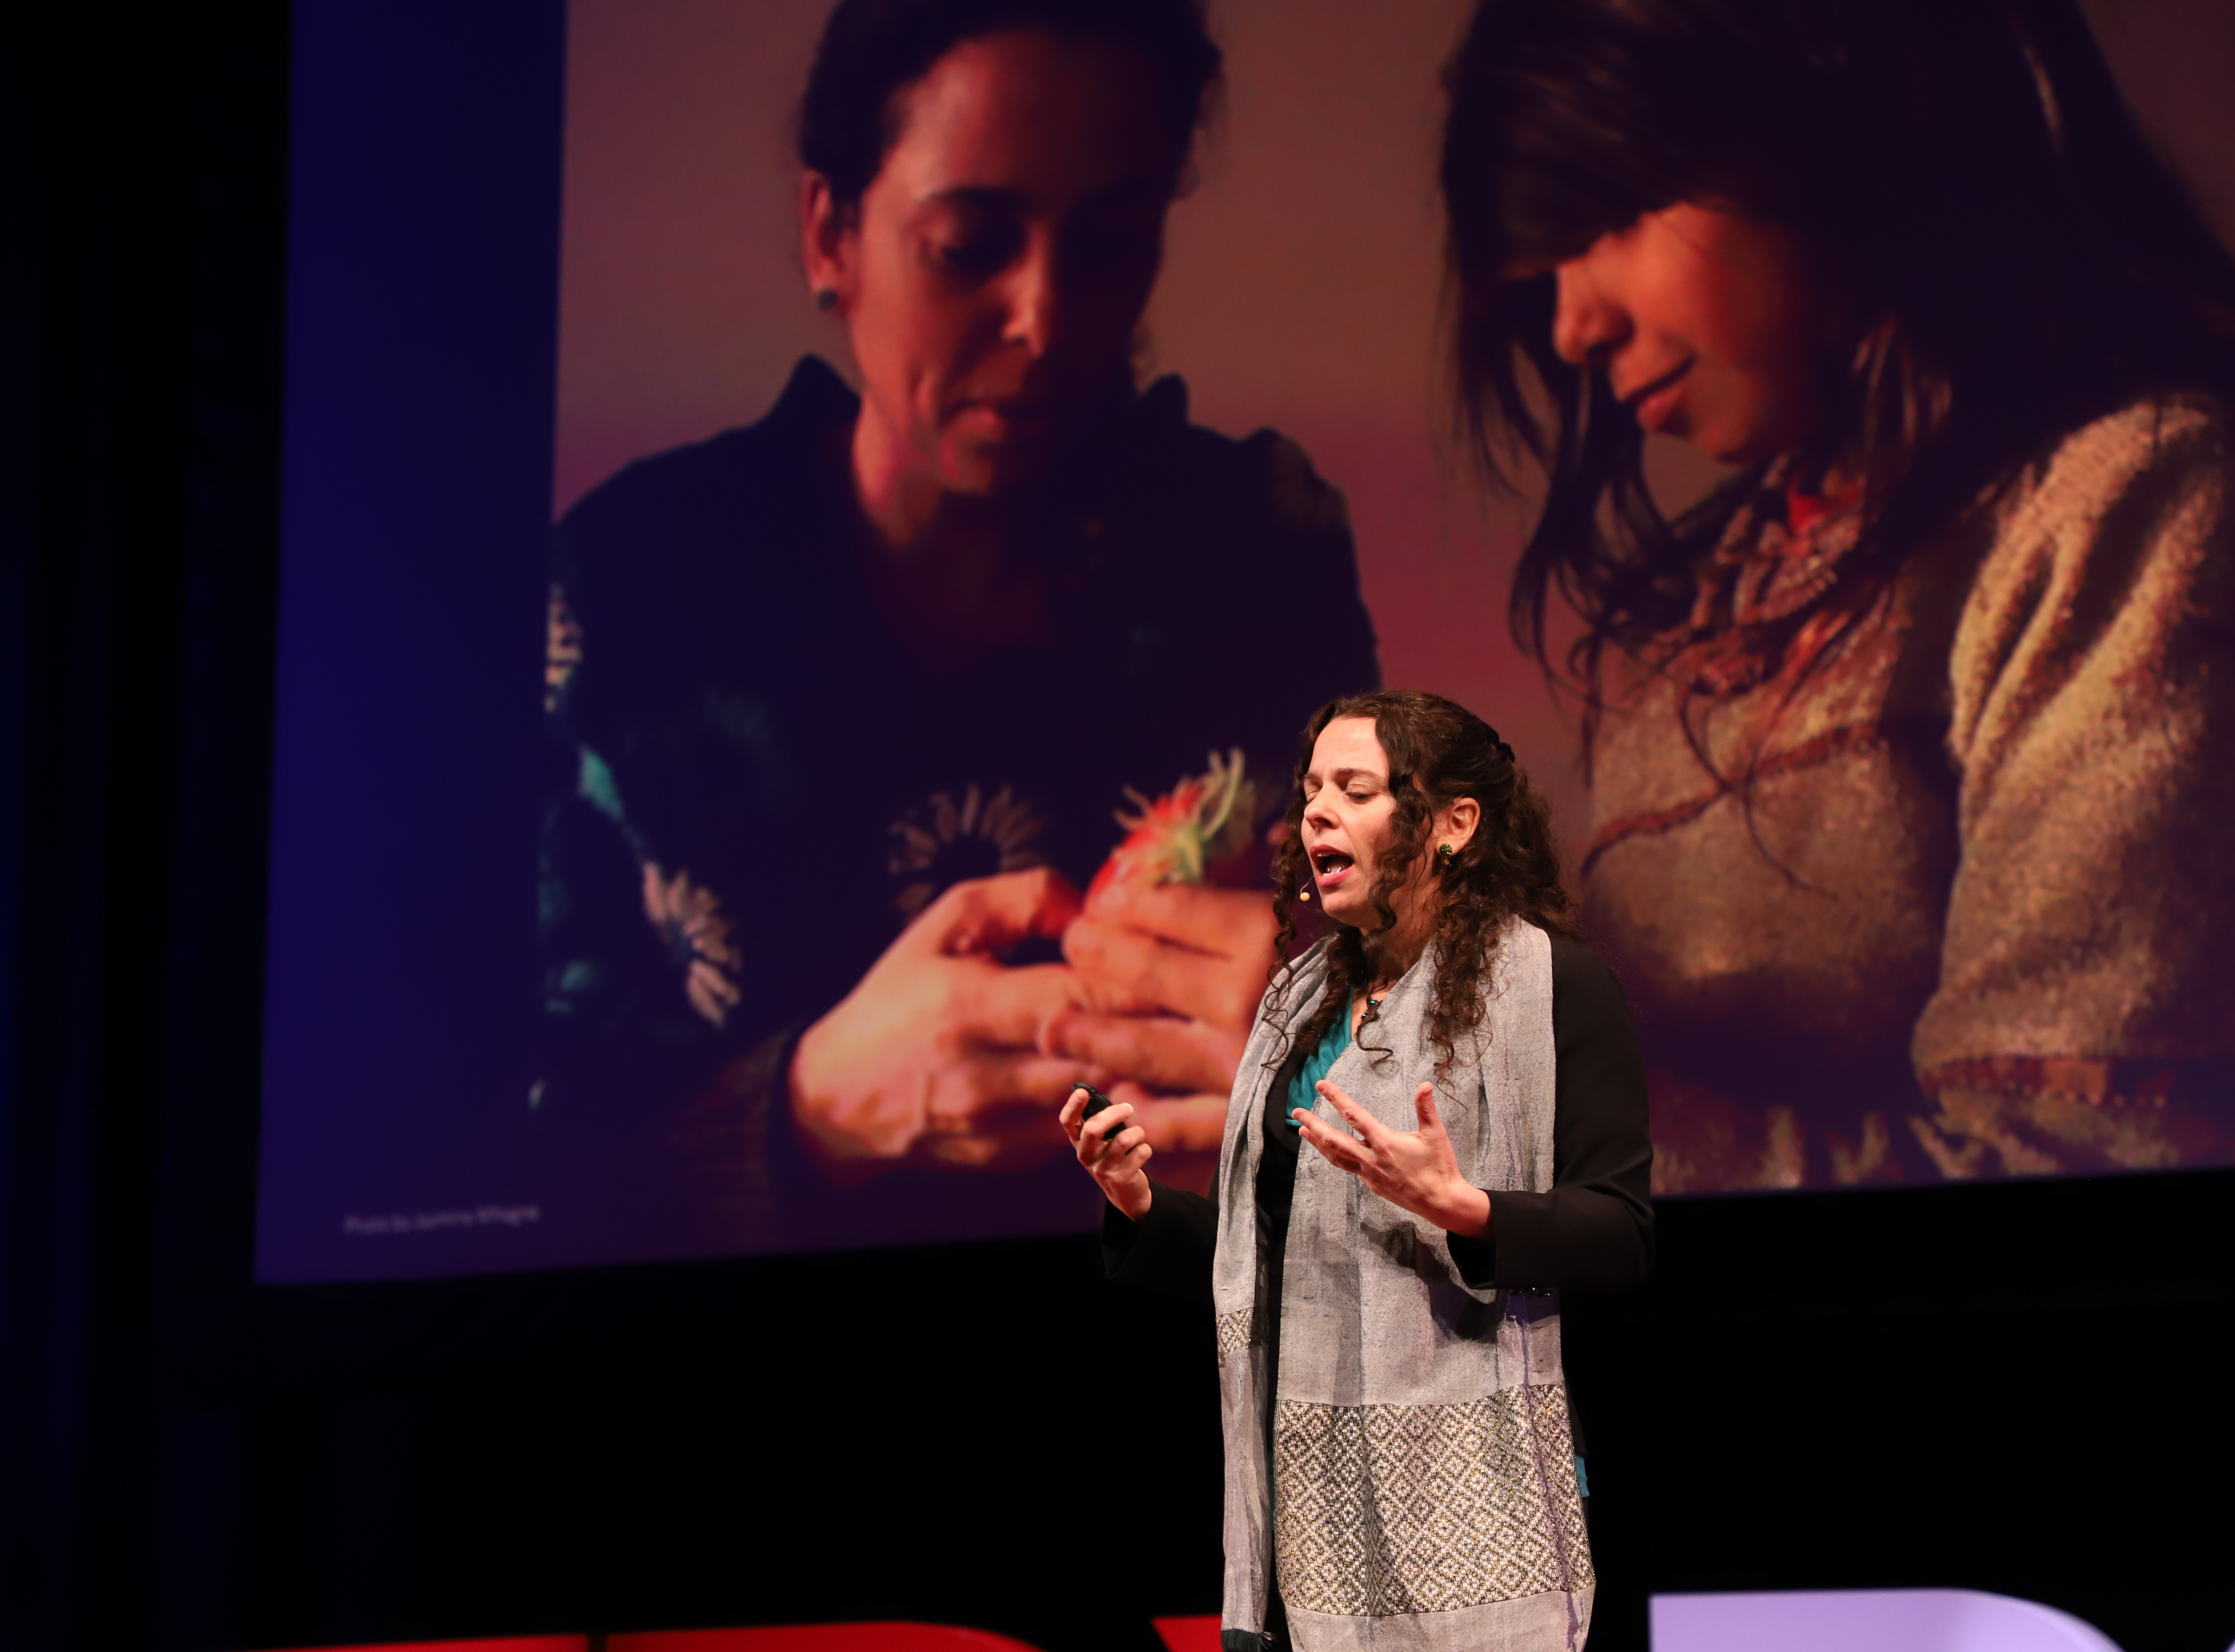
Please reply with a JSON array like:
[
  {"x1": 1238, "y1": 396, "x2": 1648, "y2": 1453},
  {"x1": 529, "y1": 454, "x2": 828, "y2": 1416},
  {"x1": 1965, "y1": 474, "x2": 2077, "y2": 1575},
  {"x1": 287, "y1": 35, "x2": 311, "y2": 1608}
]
[
  {"x1": 1550, "y1": 258, "x2": 1628, "y2": 366},
  {"x1": 1001, "y1": 238, "x2": 1062, "y2": 359}
]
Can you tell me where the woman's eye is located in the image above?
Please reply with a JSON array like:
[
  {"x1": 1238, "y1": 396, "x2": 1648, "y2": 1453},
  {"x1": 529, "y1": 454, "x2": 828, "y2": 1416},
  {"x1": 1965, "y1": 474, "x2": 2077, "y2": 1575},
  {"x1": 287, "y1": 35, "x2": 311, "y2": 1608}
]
[
  {"x1": 1065, "y1": 226, "x2": 1156, "y2": 277},
  {"x1": 932, "y1": 230, "x2": 1021, "y2": 278}
]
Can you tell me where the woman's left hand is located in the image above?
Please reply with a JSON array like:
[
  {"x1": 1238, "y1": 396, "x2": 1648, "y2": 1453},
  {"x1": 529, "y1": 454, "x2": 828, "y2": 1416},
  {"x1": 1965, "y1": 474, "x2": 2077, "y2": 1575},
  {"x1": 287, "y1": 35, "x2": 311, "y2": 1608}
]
[
  {"x1": 1294, "y1": 1080, "x2": 1493, "y2": 1239},
  {"x1": 1058, "y1": 881, "x2": 1275, "y2": 1038},
  {"x1": 1041, "y1": 882, "x2": 1279, "y2": 1187}
]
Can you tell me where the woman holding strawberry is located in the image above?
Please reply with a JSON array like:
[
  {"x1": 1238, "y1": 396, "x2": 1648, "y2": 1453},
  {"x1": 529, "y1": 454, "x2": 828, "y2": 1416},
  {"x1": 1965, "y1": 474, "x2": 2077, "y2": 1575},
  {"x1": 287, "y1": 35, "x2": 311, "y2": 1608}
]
[
  {"x1": 535, "y1": 0, "x2": 1376, "y2": 1262},
  {"x1": 1066, "y1": 691, "x2": 1652, "y2": 1650}
]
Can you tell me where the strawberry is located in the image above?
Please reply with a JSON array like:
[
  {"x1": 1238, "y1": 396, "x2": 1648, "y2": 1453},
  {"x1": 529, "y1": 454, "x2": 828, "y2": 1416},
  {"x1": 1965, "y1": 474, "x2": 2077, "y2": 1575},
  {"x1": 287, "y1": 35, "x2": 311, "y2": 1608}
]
[{"x1": 1086, "y1": 748, "x2": 1259, "y2": 907}]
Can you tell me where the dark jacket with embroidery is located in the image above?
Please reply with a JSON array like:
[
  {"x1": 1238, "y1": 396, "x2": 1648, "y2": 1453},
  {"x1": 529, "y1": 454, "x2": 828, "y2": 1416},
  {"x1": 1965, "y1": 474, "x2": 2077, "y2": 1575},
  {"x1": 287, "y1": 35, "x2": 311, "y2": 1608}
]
[{"x1": 537, "y1": 356, "x2": 1378, "y2": 1260}]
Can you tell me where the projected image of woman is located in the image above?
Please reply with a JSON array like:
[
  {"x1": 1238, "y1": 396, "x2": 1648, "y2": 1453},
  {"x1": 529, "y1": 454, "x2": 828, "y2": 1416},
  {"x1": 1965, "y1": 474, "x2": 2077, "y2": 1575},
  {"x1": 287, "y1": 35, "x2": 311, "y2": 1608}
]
[
  {"x1": 1440, "y1": 0, "x2": 2235, "y2": 1189},
  {"x1": 538, "y1": 0, "x2": 1377, "y2": 1256}
]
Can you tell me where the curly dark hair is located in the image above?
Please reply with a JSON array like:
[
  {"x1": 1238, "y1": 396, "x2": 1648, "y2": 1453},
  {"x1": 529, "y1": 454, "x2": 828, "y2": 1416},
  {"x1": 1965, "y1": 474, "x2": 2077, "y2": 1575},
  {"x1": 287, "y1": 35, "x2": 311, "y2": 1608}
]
[{"x1": 1265, "y1": 691, "x2": 1579, "y2": 1075}]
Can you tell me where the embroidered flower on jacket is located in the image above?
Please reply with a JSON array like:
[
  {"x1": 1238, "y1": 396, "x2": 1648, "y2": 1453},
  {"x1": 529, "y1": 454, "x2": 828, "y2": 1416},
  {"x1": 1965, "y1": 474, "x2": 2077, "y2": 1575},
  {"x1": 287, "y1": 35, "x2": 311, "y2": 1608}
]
[
  {"x1": 888, "y1": 784, "x2": 1047, "y2": 916},
  {"x1": 1665, "y1": 461, "x2": 1868, "y2": 697},
  {"x1": 640, "y1": 863, "x2": 743, "y2": 1028}
]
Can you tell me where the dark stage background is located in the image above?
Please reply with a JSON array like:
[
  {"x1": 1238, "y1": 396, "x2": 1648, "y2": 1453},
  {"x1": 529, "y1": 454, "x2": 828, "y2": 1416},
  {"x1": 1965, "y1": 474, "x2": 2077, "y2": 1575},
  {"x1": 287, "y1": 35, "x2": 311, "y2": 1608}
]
[{"x1": 1, "y1": 2, "x2": 2231, "y2": 1650}]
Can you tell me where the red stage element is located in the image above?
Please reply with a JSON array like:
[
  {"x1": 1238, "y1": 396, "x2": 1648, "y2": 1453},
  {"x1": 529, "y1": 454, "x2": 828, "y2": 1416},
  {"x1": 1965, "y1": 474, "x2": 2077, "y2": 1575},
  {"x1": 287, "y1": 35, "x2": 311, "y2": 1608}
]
[
  {"x1": 608, "y1": 1627, "x2": 1046, "y2": 1652},
  {"x1": 259, "y1": 1642, "x2": 585, "y2": 1652},
  {"x1": 1149, "y1": 1617, "x2": 1221, "y2": 1652}
]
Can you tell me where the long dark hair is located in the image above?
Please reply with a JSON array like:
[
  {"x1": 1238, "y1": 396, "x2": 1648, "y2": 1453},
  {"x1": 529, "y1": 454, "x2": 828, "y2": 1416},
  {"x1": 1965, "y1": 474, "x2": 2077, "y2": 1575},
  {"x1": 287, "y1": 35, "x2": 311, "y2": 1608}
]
[
  {"x1": 1441, "y1": 0, "x2": 2235, "y2": 749},
  {"x1": 799, "y1": 0, "x2": 1223, "y2": 211},
  {"x1": 1266, "y1": 692, "x2": 1579, "y2": 1075}
]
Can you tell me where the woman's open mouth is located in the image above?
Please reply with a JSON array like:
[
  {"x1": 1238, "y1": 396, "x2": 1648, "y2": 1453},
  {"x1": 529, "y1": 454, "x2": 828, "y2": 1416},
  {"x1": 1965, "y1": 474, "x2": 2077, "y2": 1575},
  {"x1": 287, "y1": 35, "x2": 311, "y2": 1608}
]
[{"x1": 1310, "y1": 847, "x2": 1355, "y2": 887}]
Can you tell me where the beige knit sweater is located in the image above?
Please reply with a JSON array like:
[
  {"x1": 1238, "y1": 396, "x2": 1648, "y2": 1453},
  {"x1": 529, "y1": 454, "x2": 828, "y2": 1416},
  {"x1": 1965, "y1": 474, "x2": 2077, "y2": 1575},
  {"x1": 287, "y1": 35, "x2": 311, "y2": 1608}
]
[{"x1": 1585, "y1": 396, "x2": 2235, "y2": 1191}]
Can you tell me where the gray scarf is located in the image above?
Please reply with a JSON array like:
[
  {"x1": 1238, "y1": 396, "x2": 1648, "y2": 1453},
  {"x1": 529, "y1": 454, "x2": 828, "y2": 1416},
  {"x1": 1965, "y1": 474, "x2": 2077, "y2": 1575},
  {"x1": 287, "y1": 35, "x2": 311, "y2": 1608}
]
[{"x1": 1212, "y1": 920, "x2": 1593, "y2": 1651}]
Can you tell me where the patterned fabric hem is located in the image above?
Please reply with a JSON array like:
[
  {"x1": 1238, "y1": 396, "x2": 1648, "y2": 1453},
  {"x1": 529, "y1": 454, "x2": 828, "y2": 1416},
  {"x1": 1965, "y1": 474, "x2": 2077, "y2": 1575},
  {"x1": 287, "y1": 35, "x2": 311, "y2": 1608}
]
[{"x1": 1274, "y1": 1384, "x2": 1593, "y2": 1616}]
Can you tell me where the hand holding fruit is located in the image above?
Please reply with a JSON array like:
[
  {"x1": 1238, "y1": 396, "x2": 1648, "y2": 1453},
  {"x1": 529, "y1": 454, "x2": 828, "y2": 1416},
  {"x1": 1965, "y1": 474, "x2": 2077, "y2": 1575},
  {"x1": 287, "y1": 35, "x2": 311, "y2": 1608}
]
[
  {"x1": 788, "y1": 868, "x2": 1109, "y2": 1182},
  {"x1": 1044, "y1": 753, "x2": 1277, "y2": 1181}
]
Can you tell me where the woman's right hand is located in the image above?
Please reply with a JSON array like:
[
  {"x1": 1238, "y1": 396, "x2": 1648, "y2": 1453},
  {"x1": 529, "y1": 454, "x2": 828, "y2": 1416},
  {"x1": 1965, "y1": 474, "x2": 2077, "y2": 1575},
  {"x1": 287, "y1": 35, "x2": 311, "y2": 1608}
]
[
  {"x1": 788, "y1": 868, "x2": 1107, "y2": 1184},
  {"x1": 1059, "y1": 1085, "x2": 1153, "y2": 1220}
]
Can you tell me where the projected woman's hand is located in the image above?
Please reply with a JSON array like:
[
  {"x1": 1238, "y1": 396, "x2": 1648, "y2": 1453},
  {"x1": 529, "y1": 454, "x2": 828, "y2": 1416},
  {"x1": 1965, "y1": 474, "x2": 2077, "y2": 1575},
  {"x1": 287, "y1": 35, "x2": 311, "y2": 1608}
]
[
  {"x1": 1041, "y1": 882, "x2": 1277, "y2": 1190},
  {"x1": 788, "y1": 868, "x2": 1108, "y2": 1183}
]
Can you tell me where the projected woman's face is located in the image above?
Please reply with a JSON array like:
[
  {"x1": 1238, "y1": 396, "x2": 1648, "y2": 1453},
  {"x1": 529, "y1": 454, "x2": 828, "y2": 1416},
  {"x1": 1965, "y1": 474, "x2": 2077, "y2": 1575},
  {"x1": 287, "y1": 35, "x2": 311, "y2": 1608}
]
[
  {"x1": 1547, "y1": 203, "x2": 1837, "y2": 466},
  {"x1": 805, "y1": 29, "x2": 1183, "y2": 506}
]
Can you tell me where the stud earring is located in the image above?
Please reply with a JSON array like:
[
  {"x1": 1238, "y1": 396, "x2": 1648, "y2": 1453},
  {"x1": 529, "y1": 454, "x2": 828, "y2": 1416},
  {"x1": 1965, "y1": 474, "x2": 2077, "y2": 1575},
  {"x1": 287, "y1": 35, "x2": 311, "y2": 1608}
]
[
  {"x1": 813, "y1": 288, "x2": 838, "y2": 312},
  {"x1": 1437, "y1": 843, "x2": 1455, "y2": 859}
]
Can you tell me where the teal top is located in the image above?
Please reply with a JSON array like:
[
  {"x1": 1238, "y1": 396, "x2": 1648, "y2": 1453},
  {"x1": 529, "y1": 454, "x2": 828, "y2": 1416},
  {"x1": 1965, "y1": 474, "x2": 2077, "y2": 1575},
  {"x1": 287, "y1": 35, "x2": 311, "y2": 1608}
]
[{"x1": 1284, "y1": 999, "x2": 1354, "y2": 1128}]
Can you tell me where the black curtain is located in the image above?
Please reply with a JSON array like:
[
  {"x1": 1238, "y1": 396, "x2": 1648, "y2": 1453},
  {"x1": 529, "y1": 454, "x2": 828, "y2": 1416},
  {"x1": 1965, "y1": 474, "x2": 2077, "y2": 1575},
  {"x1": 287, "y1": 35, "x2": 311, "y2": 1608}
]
[{"x1": 0, "y1": 0, "x2": 286, "y2": 1643}]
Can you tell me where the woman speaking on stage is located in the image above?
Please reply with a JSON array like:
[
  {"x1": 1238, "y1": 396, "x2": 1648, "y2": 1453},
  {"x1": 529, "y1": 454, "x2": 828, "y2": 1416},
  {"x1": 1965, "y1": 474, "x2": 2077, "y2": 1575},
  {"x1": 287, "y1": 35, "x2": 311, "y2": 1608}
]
[{"x1": 1064, "y1": 691, "x2": 1653, "y2": 1651}]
